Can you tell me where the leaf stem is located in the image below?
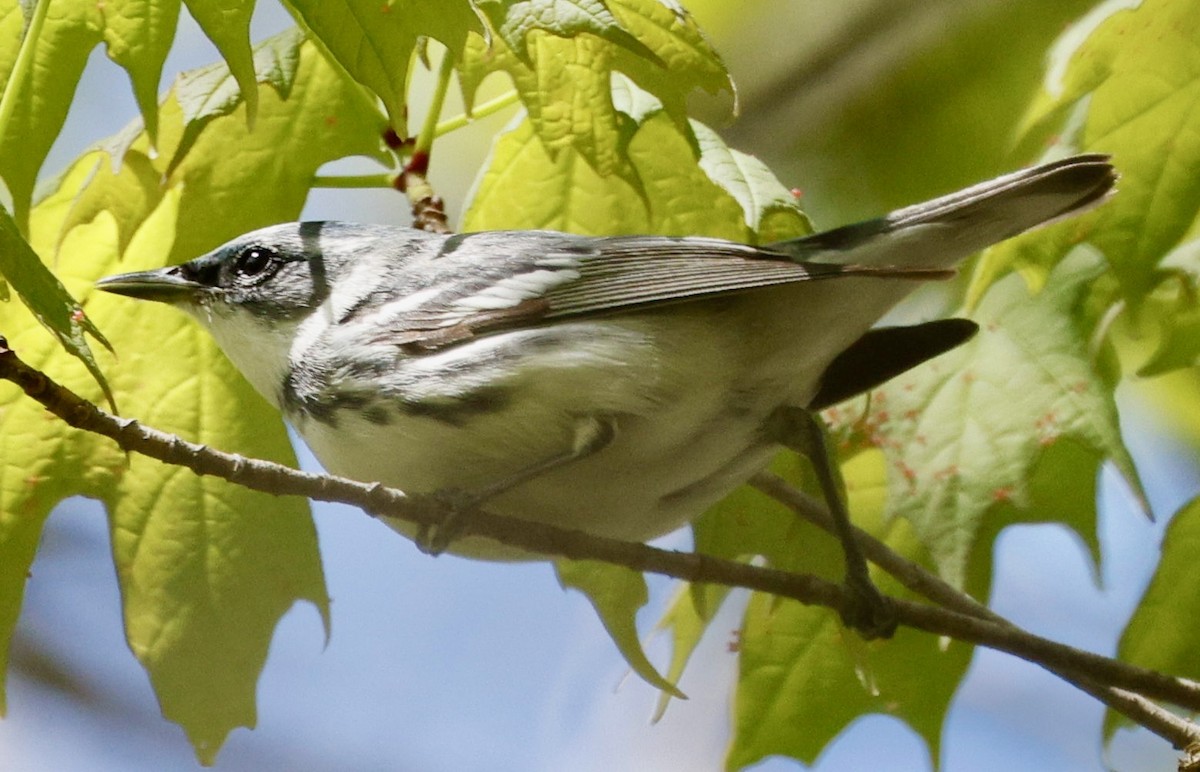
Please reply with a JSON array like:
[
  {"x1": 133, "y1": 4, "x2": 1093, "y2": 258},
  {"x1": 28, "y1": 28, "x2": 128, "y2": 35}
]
[
  {"x1": 0, "y1": 0, "x2": 51, "y2": 230},
  {"x1": 413, "y1": 47, "x2": 456, "y2": 158},
  {"x1": 311, "y1": 174, "x2": 395, "y2": 189},
  {"x1": 396, "y1": 47, "x2": 456, "y2": 233},
  {"x1": 435, "y1": 90, "x2": 521, "y2": 137}
]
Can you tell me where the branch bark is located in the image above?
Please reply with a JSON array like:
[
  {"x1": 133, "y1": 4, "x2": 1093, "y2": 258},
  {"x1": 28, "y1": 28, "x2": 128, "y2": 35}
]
[
  {"x1": 1, "y1": 335, "x2": 1196, "y2": 748},
  {"x1": 751, "y1": 473, "x2": 1200, "y2": 749}
]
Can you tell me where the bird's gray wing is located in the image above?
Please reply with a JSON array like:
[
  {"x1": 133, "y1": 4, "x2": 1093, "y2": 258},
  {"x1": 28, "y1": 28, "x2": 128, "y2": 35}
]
[{"x1": 378, "y1": 232, "x2": 947, "y2": 351}]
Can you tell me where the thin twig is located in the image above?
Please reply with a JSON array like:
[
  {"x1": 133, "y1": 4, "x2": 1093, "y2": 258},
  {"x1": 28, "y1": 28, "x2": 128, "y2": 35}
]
[
  {"x1": 750, "y1": 474, "x2": 1007, "y2": 622},
  {"x1": 2, "y1": 337, "x2": 1199, "y2": 741},
  {"x1": 751, "y1": 473, "x2": 1200, "y2": 749},
  {"x1": 413, "y1": 49, "x2": 456, "y2": 160}
]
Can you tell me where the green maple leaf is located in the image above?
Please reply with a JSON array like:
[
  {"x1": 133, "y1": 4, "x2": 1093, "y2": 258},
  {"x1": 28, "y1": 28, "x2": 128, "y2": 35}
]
[
  {"x1": 458, "y1": 0, "x2": 730, "y2": 177},
  {"x1": 0, "y1": 0, "x2": 182, "y2": 224},
  {"x1": 183, "y1": 0, "x2": 259, "y2": 124},
  {"x1": 283, "y1": 0, "x2": 483, "y2": 132},
  {"x1": 655, "y1": 449, "x2": 974, "y2": 769},
  {"x1": 465, "y1": 81, "x2": 801, "y2": 239},
  {"x1": 977, "y1": 0, "x2": 1200, "y2": 305},
  {"x1": 1108, "y1": 495, "x2": 1200, "y2": 739},
  {"x1": 845, "y1": 249, "x2": 1142, "y2": 589},
  {"x1": 0, "y1": 33, "x2": 387, "y2": 763}
]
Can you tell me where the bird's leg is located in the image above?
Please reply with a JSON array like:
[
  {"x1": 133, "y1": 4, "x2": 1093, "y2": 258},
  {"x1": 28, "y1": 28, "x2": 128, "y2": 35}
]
[
  {"x1": 768, "y1": 405, "x2": 898, "y2": 639},
  {"x1": 418, "y1": 416, "x2": 617, "y2": 554}
]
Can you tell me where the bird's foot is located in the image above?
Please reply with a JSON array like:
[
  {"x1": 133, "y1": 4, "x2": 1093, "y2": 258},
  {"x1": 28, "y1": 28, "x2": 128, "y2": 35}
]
[{"x1": 415, "y1": 488, "x2": 482, "y2": 556}]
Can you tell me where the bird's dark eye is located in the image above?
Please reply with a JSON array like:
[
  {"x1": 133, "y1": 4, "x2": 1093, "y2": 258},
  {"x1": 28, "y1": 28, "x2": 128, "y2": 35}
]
[{"x1": 232, "y1": 247, "x2": 278, "y2": 282}]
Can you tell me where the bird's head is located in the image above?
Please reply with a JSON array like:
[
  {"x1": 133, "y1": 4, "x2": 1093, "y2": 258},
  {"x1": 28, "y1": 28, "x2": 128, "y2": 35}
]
[{"x1": 96, "y1": 221, "x2": 429, "y2": 407}]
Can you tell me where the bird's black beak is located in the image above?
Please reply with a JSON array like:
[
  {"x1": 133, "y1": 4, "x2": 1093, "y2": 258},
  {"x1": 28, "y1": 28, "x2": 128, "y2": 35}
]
[{"x1": 95, "y1": 266, "x2": 202, "y2": 304}]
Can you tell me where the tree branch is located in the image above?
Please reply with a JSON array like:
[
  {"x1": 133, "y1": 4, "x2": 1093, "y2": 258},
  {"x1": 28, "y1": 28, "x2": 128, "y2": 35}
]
[
  {"x1": 751, "y1": 473, "x2": 1200, "y2": 749},
  {"x1": 1, "y1": 335, "x2": 1197, "y2": 747}
]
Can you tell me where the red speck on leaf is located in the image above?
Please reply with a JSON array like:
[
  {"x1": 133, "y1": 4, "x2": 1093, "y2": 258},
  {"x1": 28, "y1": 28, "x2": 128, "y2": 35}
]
[{"x1": 933, "y1": 464, "x2": 959, "y2": 481}]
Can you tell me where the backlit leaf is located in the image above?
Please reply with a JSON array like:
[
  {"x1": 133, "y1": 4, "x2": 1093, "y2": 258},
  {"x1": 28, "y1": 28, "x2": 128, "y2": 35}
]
[
  {"x1": 843, "y1": 249, "x2": 1142, "y2": 588},
  {"x1": 99, "y1": 0, "x2": 182, "y2": 144},
  {"x1": 978, "y1": 0, "x2": 1200, "y2": 302},
  {"x1": 556, "y1": 560, "x2": 681, "y2": 696},
  {"x1": 458, "y1": 0, "x2": 729, "y2": 176},
  {"x1": 184, "y1": 0, "x2": 259, "y2": 124},
  {"x1": 59, "y1": 28, "x2": 389, "y2": 264},
  {"x1": 688, "y1": 452, "x2": 974, "y2": 769},
  {"x1": 283, "y1": 0, "x2": 483, "y2": 131},
  {"x1": 0, "y1": 204, "x2": 111, "y2": 402},
  {"x1": 1107, "y1": 495, "x2": 1200, "y2": 738},
  {"x1": 0, "y1": 0, "x2": 194, "y2": 223},
  {"x1": 464, "y1": 105, "x2": 804, "y2": 241},
  {"x1": 1, "y1": 35, "x2": 387, "y2": 761}
]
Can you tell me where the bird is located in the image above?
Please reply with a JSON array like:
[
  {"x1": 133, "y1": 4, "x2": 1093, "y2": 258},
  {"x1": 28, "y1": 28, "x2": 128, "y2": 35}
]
[{"x1": 96, "y1": 153, "x2": 1116, "y2": 637}]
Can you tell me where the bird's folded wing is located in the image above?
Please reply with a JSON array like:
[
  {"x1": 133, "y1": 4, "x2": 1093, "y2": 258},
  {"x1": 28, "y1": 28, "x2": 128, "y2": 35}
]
[{"x1": 382, "y1": 234, "x2": 948, "y2": 350}]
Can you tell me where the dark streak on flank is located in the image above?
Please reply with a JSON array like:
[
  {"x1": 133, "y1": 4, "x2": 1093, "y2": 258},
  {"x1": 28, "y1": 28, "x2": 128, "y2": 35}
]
[
  {"x1": 397, "y1": 385, "x2": 512, "y2": 426},
  {"x1": 281, "y1": 362, "x2": 511, "y2": 428}
]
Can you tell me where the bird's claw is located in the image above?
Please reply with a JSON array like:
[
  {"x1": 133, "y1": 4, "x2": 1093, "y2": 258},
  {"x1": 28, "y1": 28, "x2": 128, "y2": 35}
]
[{"x1": 416, "y1": 488, "x2": 482, "y2": 556}]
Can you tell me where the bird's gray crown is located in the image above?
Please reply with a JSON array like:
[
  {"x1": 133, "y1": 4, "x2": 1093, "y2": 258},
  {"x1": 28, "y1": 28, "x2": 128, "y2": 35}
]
[{"x1": 187, "y1": 221, "x2": 440, "y2": 321}]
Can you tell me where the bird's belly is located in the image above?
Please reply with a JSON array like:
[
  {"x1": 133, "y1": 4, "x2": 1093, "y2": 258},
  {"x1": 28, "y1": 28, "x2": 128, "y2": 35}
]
[{"x1": 293, "y1": 392, "x2": 780, "y2": 560}]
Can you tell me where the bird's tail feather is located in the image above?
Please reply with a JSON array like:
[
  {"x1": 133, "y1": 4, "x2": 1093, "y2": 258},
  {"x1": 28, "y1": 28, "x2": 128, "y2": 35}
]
[{"x1": 773, "y1": 154, "x2": 1117, "y2": 270}]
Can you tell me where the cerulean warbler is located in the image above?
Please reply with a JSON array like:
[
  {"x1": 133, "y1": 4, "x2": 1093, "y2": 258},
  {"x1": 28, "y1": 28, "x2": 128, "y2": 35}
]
[{"x1": 97, "y1": 154, "x2": 1115, "y2": 636}]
